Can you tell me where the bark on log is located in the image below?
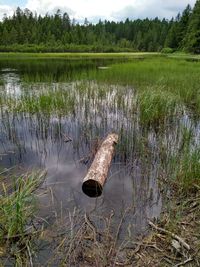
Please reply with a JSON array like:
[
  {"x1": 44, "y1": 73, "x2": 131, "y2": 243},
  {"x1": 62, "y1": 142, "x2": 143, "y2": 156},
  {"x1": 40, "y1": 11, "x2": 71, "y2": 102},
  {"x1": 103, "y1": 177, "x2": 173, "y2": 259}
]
[{"x1": 82, "y1": 133, "x2": 118, "y2": 197}]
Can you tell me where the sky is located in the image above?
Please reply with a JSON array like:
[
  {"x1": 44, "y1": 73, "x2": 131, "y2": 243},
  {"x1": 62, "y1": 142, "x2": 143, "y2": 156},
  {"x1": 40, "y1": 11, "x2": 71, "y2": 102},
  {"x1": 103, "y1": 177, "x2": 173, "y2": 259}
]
[{"x1": 0, "y1": 0, "x2": 196, "y2": 23}]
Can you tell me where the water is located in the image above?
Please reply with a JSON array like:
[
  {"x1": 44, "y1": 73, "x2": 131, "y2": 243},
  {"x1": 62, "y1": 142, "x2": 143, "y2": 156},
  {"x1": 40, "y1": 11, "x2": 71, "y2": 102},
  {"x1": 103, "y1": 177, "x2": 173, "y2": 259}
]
[{"x1": 0, "y1": 58, "x2": 198, "y2": 249}]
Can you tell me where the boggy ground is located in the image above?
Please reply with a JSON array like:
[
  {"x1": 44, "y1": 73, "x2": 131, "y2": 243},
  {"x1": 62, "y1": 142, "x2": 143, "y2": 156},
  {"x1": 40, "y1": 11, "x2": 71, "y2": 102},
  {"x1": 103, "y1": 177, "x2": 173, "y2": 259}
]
[
  {"x1": 131, "y1": 188, "x2": 200, "y2": 267},
  {"x1": 41, "y1": 184, "x2": 200, "y2": 267}
]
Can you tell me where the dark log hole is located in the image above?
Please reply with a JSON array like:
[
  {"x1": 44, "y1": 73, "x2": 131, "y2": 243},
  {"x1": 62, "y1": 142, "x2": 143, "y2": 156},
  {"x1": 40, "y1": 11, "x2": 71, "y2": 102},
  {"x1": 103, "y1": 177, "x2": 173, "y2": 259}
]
[{"x1": 82, "y1": 179, "x2": 103, "y2": 197}]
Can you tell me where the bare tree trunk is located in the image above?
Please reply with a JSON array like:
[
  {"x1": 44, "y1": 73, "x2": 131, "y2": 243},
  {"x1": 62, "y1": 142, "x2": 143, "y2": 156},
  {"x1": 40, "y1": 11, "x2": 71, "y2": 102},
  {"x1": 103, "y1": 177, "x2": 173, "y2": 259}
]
[{"x1": 82, "y1": 133, "x2": 118, "y2": 197}]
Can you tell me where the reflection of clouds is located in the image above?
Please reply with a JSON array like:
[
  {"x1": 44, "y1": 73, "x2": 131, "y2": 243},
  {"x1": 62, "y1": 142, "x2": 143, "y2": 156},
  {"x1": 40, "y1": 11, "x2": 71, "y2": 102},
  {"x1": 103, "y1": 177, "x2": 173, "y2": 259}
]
[
  {"x1": 45, "y1": 160, "x2": 86, "y2": 187},
  {"x1": 1, "y1": 70, "x2": 21, "y2": 97},
  {"x1": 5, "y1": 83, "x2": 21, "y2": 97}
]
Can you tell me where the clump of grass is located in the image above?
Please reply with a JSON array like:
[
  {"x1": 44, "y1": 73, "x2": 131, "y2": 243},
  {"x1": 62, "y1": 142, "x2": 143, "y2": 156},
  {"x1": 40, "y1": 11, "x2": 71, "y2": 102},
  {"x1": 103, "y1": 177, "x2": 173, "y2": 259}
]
[
  {"x1": 138, "y1": 88, "x2": 180, "y2": 125},
  {"x1": 168, "y1": 126, "x2": 200, "y2": 194},
  {"x1": 175, "y1": 149, "x2": 200, "y2": 194},
  {"x1": 15, "y1": 90, "x2": 75, "y2": 115},
  {"x1": 0, "y1": 171, "x2": 45, "y2": 240}
]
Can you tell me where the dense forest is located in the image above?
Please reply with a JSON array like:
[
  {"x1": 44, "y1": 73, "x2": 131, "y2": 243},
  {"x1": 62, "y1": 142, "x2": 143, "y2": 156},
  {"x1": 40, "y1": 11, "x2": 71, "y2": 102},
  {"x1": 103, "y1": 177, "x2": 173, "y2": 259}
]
[{"x1": 0, "y1": 0, "x2": 200, "y2": 53}]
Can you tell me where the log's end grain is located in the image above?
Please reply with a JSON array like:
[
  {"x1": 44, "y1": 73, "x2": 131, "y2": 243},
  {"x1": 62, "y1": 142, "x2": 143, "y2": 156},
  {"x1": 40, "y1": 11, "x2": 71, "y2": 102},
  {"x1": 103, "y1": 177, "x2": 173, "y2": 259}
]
[{"x1": 82, "y1": 179, "x2": 103, "y2": 197}]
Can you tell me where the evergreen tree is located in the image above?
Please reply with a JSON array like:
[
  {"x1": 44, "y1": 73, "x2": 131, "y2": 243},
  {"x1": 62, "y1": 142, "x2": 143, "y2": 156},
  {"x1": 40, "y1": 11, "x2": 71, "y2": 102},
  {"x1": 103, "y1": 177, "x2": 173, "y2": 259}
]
[
  {"x1": 183, "y1": 0, "x2": 200, "y2": 53},
  {"x1": 1, "y1": 3, "x2": 200, "y2": 53},
  {"x1": 178, "y1": 4, "x2": 192, "y2": 48},
  {"x1": 164, "y1": 18, "x2": 179, "y2": 49}
]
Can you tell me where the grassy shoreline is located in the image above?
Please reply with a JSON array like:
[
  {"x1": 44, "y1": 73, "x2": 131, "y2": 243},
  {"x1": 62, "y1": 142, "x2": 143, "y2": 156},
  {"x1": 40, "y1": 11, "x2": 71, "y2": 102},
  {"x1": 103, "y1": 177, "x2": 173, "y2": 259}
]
[
  {"x1": 0, "y1": 51, "x2": 199, "y2": 59},
  {"x1": 0, "y1": 52, "x2": 160, "y2": 61}
]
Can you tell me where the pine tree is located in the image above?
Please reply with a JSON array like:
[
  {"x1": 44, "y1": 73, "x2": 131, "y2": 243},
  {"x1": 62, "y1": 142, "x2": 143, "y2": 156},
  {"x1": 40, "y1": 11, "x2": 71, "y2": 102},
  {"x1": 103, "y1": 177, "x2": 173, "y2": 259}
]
[
  {"x1": 178, "y1": 5, "x2": 192, "y2": 48},
  {"x1": 164, "y1": 18, "x2": 179, "y2": 49},
  {"x1": 183, "y1": 0, "x2": 200, "y2": 53}
]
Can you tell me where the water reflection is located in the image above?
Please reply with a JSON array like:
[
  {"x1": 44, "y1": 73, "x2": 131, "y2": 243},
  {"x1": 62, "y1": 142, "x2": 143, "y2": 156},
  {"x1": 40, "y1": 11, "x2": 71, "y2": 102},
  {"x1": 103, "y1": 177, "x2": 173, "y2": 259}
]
[
  {"x1": 1, "y1": 69, "x2": 21, "y2": 97},
  {"x1": 0, "y1": 57, "x2": 126, "y2": 83}
]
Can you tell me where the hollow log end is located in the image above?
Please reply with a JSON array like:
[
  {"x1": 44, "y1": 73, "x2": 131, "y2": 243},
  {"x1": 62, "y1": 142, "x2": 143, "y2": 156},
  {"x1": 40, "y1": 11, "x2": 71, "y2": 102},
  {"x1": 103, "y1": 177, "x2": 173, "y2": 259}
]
[{"x1": 82, "y1": 179, "x2": 103, "y2": 198}]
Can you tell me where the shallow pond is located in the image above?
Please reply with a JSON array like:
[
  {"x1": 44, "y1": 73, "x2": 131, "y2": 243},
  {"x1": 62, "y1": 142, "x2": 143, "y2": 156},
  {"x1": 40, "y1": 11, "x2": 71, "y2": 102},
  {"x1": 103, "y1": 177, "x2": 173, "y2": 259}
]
[{"x1": 0, "y1": 57, "x2": 199, "y2": 254}]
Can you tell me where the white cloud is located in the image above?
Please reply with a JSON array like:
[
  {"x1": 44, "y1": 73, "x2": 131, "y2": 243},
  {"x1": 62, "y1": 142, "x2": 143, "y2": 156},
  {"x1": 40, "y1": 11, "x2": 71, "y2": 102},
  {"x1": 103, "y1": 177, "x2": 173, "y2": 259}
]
[
  {"x1": 112, "y1": 0, "x2": 196, "y2": 20},
  {"x1": 25, "y1": 0, "x2": 75, "y2": 16},
  {"x1": 0, "y1": 0, "x2": 197, "y2": 22},
  {"x1": 0, "y1": 5, "x2": 16, "y2": 20}
]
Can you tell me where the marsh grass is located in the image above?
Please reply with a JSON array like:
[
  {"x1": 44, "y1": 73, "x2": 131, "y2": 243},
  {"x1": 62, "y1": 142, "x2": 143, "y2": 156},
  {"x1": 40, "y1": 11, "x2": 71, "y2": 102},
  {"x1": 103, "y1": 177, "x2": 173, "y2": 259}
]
[
  {"x1": 18, "y1": 91, "x2": 75, "y2": 115},
  {"x1": 0, "y1": 52, "x2": 158, "y2": 60},
  {"x1": 138, "y1": 87, "x2": 181, "y2": 125},
  {"x1": 0, "y1": 171, "x2": 45, "y2": 264},
  {"x1": 94, "y1": 57, "x2": 200, "y2": 115},
  {"x1": 2, "y1": 55, "x2": 199, "y2": 125},
  {"x1": 0, "y1": 171, "x2": 45, "y2": 238},
  {"x1": 1, "y1": 85, "x2": 76, "y2": 115},
  {"x1": 173, "y1": 149, "x2": 200, "y2": 194},
  {"x1": 166, "y1": 126, "x2": 200, "y2": 194}
]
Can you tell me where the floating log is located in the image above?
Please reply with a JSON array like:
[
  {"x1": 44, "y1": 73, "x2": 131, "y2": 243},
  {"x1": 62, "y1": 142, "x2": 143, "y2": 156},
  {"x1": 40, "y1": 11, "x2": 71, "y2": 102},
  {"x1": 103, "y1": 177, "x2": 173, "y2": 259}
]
[
  {"x1": 82, "y1": 133, "x2": 118, "y2": 197},
  {"x1": 98, "y1": 66, "x2": 110, "y2": 70}
]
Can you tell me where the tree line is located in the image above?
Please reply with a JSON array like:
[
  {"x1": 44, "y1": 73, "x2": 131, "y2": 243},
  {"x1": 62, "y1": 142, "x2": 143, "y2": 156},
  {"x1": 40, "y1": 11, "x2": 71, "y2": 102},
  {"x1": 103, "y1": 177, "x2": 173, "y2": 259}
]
[{"x1": 0, "y1": 0, "x2": 200, "y2": 53}]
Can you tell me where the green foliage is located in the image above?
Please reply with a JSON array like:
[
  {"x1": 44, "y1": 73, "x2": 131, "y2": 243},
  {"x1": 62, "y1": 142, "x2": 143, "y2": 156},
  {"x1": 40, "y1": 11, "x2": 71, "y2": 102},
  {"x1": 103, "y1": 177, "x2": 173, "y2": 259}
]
[
  {"x1": 161, "y1": 47, "x2": 174, "y2": 54},
  {"x1": 183, "y1": 0, "x2": 200, "y2": 53},
  {"x1": 164, "y1": 20, "x2": 180, "y2": 49},
  {"x1": 165, "y1": 5, "x2": 192, "y2": 50}
]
